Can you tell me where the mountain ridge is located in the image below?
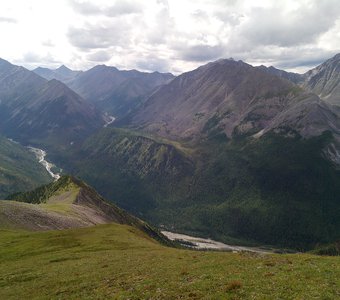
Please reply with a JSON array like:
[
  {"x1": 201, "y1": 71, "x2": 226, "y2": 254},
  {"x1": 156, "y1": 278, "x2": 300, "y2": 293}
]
[
  {"x1": 3, "y1": 175, "x2": 170, "y2": 244},
  {"x1": 0, "y1": 58, "x2": 105, "y2": 147}
]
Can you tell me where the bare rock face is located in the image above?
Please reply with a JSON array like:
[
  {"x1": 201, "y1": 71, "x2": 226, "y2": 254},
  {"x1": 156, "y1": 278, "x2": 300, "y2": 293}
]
[{"x1": 301, "y1": 53, "x2": 340, "y2": 105}]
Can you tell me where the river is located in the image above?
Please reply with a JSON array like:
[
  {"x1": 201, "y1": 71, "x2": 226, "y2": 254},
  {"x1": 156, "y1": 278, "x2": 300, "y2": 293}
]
[
  {"x1": 161, "y1": 231, "x2": 274, "y2": 254},
  {"x1": 27, "y1": 146, "x2": 61, "y2": 181},
  {"x1": 104, "y1": 114, "x2": 116, "y2": 127}
]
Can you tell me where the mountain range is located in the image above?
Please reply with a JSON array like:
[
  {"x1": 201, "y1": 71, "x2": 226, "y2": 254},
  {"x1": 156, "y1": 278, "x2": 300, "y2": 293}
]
[
  {"x1": 1, "y1": 54, "x2": 340, "y2": 250},
  {"x1": 0, "y1": 58, "x2": 104, "y2": 148},
  {"x1": 34, "y1": 64, "x2": 174, "y2": 119},
  {"x1": 122, "y1": 58, "x2": 340, "y2": 146}
]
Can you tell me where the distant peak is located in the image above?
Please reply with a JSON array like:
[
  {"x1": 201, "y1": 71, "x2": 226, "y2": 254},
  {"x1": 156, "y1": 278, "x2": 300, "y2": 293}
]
[
  {"x1": 91, "y1": 64, "x2": 118, "y2": 72},
  {"x1": 57, "y1": 65, "x2": 71, "y2": 71},
  {"x1": 46, "y1": 78, "x2": 65, "y2": 88}
]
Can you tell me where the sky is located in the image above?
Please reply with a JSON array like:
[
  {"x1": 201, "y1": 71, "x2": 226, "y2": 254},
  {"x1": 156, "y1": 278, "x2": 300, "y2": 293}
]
[{"x1": 0, "y1": 0, "x2": 339, "y2": 74}]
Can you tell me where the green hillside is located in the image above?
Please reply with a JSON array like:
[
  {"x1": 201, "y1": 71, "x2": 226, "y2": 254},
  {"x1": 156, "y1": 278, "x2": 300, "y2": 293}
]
[
  {"x1": 0, "y1": 224, "x2": 339, "y2": 299},
  {"x1": 0, "y1": 136, "x2": 51, "y2": 198},
  {"x1": 51, "y1": 128, "x2": 340, "y2": 250},
  {"x1": 1, "y1": 176, "x2": 168, "y2": 244}
]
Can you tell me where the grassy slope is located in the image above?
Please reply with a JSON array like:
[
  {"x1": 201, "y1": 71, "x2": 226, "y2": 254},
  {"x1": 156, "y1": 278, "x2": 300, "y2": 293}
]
[
  {"x1": 3, "y1": 176, "x2": 171, "y2": 245},
  {"x1": 0, "y1": 136, "x2": 51, "y2": 198},
  {"x1": 0, "y1": 224, "x2": 339, "y2": 299}
]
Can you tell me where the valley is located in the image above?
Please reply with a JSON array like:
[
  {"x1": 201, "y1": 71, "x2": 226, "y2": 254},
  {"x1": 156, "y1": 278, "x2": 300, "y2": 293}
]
[
  {"x1": 2, "y1": 54, "x2": 340, "y2": 251},
  {"x1": 1, "y1": 1, "x2": 340, "y2": 298},
  {"x1": 27, "y1": 146, "x2": 61, "y2": 181},
  {"x1": 0, "y1": 55, "x2": 340, "y2": 247}
]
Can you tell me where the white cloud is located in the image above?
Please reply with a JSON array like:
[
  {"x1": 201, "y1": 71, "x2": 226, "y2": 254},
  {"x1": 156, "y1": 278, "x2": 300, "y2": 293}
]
[{"x1": 0, "y1": 0, "x2": 339, "y2": 74}]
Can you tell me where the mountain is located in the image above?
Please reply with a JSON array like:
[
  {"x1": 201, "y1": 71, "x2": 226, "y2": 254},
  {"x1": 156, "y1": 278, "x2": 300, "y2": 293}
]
[
  {"x1": 64, "y1": 58, "x2": 340, "y2": 250},
  {"x1": 123, "y1": 59, "x2": 340, "y2": 143},
  {"x1": 257, "y1": 65, "x2": 303, "y2": 84},
  {"x1": 0, "y1": 135, "x2": 51, "y2": 198},
  {"x1": 0, "y1": 58, "x2": 105, "y2": 147},
  {"x1": 33, "y1": 65, "x2": 81, "y2": 83},
  {"x1": 3, "y1": 56, "x2": 340, "y2": 250},
  {"x1": 302, "y1": 53, "x2": 340, "y2": 105},
  {"x1": 66, "y1": 65, "x2": 174, "y2": 118},
  {"x1": 256, "y1": 54, "x2": 340, "y2": 107},
  {"x1": 3, "y1": 175, "x2": 168, "y2": 243}
]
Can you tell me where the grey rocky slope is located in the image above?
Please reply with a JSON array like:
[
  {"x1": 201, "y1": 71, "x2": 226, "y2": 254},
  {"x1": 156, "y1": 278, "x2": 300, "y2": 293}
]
[
  {"x1": 257, "y1": 53, "x2": 340, "y2": 107},
  {"x1": 122, "y1": 58, "x2": 340, "y2": 147},
  {"x1": 301, "y1": 53, "x2": 340, "y2": 105}
]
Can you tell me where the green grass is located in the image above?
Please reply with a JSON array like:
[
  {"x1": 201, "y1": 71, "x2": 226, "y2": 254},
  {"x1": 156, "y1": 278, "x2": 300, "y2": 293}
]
[
  {"x1": 8, "y1": 176, "x2": 79, "y2": 204},
  {"x1": 0, "y1": 224, "x2": 339, "y2": 299}
]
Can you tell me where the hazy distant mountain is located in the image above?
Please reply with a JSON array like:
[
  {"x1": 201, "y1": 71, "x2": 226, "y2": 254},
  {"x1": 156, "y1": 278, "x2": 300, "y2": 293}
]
[
  {"x1": 67, "y1": 65, "x2": 174, "y2": 118},
  {"x1": 302, "y1": 53, "x2": 340, "y2": 105},
  {"x1": 33, "y1": 65, "x2": 82, "y2": 83},
  {"x1": 0, "y1": 58, "x2": 104, "y2": 146}
]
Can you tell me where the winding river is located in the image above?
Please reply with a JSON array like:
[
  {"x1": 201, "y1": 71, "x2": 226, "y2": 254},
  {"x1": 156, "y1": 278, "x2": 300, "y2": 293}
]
[
  {"x1": 161, "y1": 231, "x2": 274, "y2": 254},
  {"x1": 104, "y1": 115, "x2": 116, "y2": 127},
  {"x1": 27, "y1": 146, "x2": 61, "y2": 181}
]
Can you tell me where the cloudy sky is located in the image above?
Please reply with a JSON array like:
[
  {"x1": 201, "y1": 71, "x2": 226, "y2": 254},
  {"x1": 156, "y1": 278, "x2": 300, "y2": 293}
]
[{"x1": 0, "y1": 0, "x2": 339, "y2": 74}]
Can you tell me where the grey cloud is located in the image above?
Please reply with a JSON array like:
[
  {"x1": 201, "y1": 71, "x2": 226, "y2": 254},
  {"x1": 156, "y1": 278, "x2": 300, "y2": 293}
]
[
  {"x1": 58, "y1": 0, "x2": 340, "y2": 74},
  {"x1": 67, "y1": 21, "x2": 132, "y2": 50},
  {"x1": 22, "y1": 52, "x2": 44, "y2": 63},
  {"x1": 21, "y1": 52, "x2": 60, "y2": 64},
  {"x1": 180, "y1": 44, "x2": 226, "y2": 62},
  {"x1": 192, "y1": 10, "x2": 209, "y2": 20},
  {"x1": 136, "y1": 56, "x2": 170, "y2": 73},
  {"x1": 147, "y1": 1, "x2": 173, "y2": 45},
  {"x1": 0, "y1": 16, "x2": 16, "y2": 23},
  {"x1": 273, "y1": 50, "x2": 339, "y2": 70},
  {"x1": 15, "y1": 52, "x2": 61, "y2": 69},
  {"x1": 234, "y1": 45, "x2": 339, "y2": 74},
  {"x1": 42, "y1": 40, "x2": 55, "y2": 47},
  {"x1": 238, "y1": 1, "x2": 340, "y2": 47},
  {"x1": 69, "y1": 0, "x2": 143, "y2": 17},
  {"x1": 87, "y1": 50, "x2": 112, "y2": 62}
]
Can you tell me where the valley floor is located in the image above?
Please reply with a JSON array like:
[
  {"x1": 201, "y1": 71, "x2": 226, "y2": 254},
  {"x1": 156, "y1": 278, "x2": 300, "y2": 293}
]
[{"x1": 0, "y1": 224, "x2": 339, "y2": 299}]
